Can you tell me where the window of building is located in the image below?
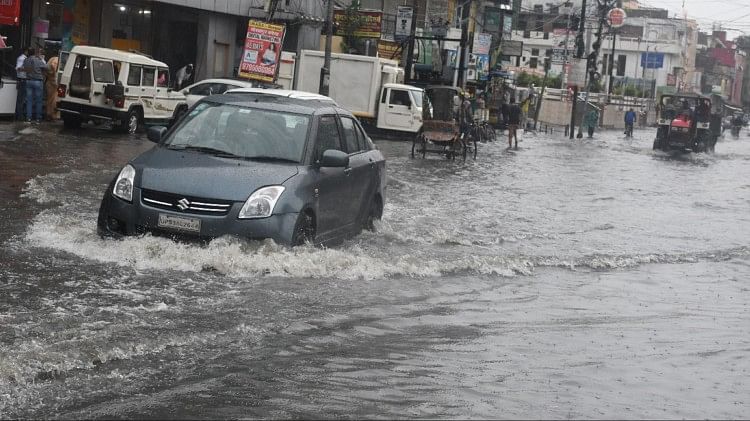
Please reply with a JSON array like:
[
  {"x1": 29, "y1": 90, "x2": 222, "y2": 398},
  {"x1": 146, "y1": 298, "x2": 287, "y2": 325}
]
[
  {"x1": 550, "y1": 6, "x2": 559, "y2": 14},
  {"x1": 533, "y1": 4, "x2": 543, "y2": 13},
  {"x1": 111, "y1": 3, "x2": 154, "y2": 54},
  {"x1": 602, "y1": 53, "x2": 609, "y2": 75},
  {"x1": 529, "y1": 57, "x2": 538, "y2": 69},
  {"x1": 617, "y1": 55, "x2": 627, "y2": 76},
  {"x1": 523, "y1": 31, "x2": 531, "y2": 38},
  {"x1": 531, "y1": 48, "x2": 539, "y2": 56}
]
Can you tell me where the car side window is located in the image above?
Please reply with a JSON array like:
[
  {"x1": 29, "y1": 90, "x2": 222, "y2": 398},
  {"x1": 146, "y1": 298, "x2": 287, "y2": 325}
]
[
  {"x1": 142, "y1": 67, "x2": 156, "y2": 87},
  {"x1": 127, "y1": 65, "x2": 141, "y2": 86},
  {"x1": 315, "y1": 115, "x2": 343, "y2": 161},
  {"x1": 353, "y1": 120, "x2": 371, "y2": 151},
  {"x1": 389, "y1": 89, "x2": 411, "y2": 107},
  {"x1": 157, "y1": 68, "x2": 169, "y2": 88},
  {"x1": 340, "y1": 117, "x2": 361, "y2": 154},
  {"x1": 188, "y1": 83, "x2": 209, "y2": 96},
  {"x1": 92, "y1": 60, "x2": 115, "y2": 83}
]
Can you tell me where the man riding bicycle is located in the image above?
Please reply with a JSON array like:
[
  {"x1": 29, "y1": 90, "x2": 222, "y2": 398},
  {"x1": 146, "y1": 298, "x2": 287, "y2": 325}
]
[{"x1": 624, "y1": 108, "x2": 637, "y2": 137}]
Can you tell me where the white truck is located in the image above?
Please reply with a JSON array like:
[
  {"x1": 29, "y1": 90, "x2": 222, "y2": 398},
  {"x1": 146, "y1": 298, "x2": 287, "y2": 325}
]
[{"x1": 291, "y1": 50, "x2": 423, "y2": 134}]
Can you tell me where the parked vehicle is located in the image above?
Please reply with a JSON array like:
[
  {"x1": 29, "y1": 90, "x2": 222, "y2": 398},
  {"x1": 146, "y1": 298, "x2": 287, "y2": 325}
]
[
  {"x1": 97, "y1": 94, "x2": 386, "y2": 246},
  {"x1": 225, "y1": 87, "x2": 337, "y2": 105},
  {"x1": 292, "y1": 50, "x2": 424, "y2": 134},
  {"x1": 57, "y1": 46, "x2": 188, "y2": 133},
  {"x1": 181, "y1": 78, "x2": 256, "y2": 107},
  {"x1": 653, "y1": 93, "x2": 720, "y2": 153},
  {"x1": 412, "y1": 86, "x2": 477, "y2": 161}
]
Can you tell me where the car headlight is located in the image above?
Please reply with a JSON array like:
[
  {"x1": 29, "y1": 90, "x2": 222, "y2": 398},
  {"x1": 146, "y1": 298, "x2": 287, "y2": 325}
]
[
  {"x1": 238, "y1": 186, "x2": 285, "y2": 219},
  {"x1": 112, "y1": 164, "x2": 135, "y2": 202}
]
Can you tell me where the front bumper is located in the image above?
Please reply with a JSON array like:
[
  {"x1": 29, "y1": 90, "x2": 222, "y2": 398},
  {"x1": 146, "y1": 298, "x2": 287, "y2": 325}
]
[{"x1": 98, "y1": 186, "x2": 299, "y2": 245}]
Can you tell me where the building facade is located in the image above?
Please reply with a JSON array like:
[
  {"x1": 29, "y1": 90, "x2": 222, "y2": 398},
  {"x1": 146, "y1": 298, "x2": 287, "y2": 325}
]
[{"x1": 20, "y1": 0, "x2": 324, "y2": 81}]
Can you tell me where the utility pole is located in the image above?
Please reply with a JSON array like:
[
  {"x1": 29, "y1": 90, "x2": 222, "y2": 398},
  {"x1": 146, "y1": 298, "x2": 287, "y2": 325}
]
[
  {"x1": 319, "y1": 0, "x2": 335, "y2": 96},
  {"x1": 533, "y1": 57, "x2": 550, "y2": 130},
  {"x1": 607, "y1": 29, "x2": 616, "y2": 96},
  {"x1": 404, "y1": 1, "x2": 418, "y2": 84},
  {"x1": 561, "y1": 2, "x2": 573, "y2": 87}
]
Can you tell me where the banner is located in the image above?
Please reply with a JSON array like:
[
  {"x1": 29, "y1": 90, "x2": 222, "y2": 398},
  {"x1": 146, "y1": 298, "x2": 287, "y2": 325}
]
[
  {"x1": 474, "y1": 54, "x2": 490, "y2": 81},
  {"x1": 333, "y1": 9, "x2": 382, "y2": 38},
  {"x1": 472, "y1": 33, "x2": 492, "y2": 55},
  {"x1": 377, "y1": 39, "x2": 401, "y2": 65},
  {"x1": 395, "y1": 6, "x2": 412, "y2": 41},
  {"x1": 238, "y1": 20, "x2": 286, "y2": 83},
  {"x1": 0, "y1": 0, "x2": 20, "y2": 26}
]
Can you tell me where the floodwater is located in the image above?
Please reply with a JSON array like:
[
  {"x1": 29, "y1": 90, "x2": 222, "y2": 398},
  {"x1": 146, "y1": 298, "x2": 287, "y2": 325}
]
[{"x1": 1, "y1": 122, "x2": 748, "y2": 419}]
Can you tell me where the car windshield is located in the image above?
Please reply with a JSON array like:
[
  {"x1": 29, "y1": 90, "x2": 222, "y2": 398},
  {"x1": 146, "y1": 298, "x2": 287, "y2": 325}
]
[
  {"x1": 411, "y1": 90, "x2": 423, "y2": 108},
  {"x1": 164, "y1": 102, "x2": 310, "y2": 163}
]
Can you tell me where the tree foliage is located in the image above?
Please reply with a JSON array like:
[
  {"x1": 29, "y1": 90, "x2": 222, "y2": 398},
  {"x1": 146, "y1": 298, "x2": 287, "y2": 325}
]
[{"x1": 339, "y1": 0, "x2": 364, "y2": 54}]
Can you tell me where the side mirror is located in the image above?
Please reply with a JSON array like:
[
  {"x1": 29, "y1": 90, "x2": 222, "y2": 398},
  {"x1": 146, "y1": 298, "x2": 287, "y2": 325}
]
[
  {"x1": 319, "y1": 149, "x2": 349, "y2": 168},
  {"x1": 147, "y1": 126, "x2": 168, "y2": 143}
]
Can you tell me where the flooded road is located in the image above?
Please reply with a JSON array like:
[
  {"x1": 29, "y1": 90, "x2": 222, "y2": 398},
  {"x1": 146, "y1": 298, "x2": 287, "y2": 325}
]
[{"x1": 1, "y1": 122, "x2": 748, "y2": 418}]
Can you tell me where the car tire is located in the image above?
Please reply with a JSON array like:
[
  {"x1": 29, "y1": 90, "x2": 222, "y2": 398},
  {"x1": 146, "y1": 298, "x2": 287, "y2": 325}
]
[
  {"x1": 120, "y1": 108, "x2": 141, "y2": 134},
  {"x1": 292, "y1": 211, "x2": 315, "y2": 246},
  {"x1": 62, "y1": 115, "x2": 81, "y2": 129}
]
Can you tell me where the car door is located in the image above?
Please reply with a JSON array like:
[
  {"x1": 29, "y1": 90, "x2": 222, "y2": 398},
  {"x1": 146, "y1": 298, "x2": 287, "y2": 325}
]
[
  {"x1": 155, "y1": 68, "x2": 173, "y2": 118},
  {"x1": 140, "y1": 66, "x2": 157, "y2": 119},
  {"x1": 312, "y1": 115, "x2": 356, "y2": 237},
  {"x1": 339, "y1": 116, "x2": 373, "y2": 221},
  {"x1": 383, "y1": 88, "x2": 415, "y2": 130},
  {"x1": 89, "y1": 58, "x2": 115, "y2": 107}
]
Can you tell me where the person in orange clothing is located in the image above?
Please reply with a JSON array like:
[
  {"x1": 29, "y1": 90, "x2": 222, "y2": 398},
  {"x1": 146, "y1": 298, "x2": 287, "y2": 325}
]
[{"x1": 44, "y1": 51, "x2": 59, "y2": 121}]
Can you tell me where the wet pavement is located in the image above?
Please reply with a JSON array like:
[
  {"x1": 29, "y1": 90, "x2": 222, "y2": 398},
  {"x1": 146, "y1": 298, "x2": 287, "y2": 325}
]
[{"x1": 1, "y1": 121, "x2": 748, "y2": 418}]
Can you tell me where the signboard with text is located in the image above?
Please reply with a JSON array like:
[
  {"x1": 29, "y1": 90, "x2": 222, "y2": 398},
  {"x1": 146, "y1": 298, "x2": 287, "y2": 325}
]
[
  {"x1": 608, "y1": 8, "x2": 627, "y2": 28},
  {"x1": 333, "y1": 9, "x2": 382, "y2": 38},
  {"x1": 551, "y1": 48, "x2": 568, "y2": 64},
  {"x1": 500, "y1": 40, "x2": 523, "y2": 57},
  {"x1": 395, "y1": 6, "x2": 412, "y2": 41},
  {"x1": 0, "y1": 0, "x2": 20, "y2": 26},
  {"x1": 472, "y1": 33, "x2": 492, "y2": 55},
  {"x1": 641, "y1": 52, "x2": 664, "y2": 69},
  {"x1": 238, "y1": 20, "x2": 286, "y2": 83}
]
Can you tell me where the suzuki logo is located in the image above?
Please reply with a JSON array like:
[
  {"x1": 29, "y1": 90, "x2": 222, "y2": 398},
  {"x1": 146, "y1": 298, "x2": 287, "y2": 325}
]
[{"x1": 176, "y1": 198, "x2": 190, "y2": 211}]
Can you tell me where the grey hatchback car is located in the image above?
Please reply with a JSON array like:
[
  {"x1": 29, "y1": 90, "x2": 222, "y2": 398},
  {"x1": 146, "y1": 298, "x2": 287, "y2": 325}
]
[{"x1": 97, "y1": 94, "x2": 386, "y2": 246}]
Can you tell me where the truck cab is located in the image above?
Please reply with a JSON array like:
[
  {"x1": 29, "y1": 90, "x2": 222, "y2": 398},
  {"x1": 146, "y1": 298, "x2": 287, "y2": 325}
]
[
  {"x1": 57, "y1": 46, "x2": 187, "y2": 133},
  {"x1": 377, "y1": 83, "x2": 423, "y2": 133}
]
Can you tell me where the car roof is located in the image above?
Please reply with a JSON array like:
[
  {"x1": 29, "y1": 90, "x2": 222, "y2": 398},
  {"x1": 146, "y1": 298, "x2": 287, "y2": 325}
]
[
  {"x1": 70, "y1": 46, "x2": 168, "y2": 67},
  {"x1": 224, "y1": 87, "x2": 338, "y2": 105},
  {"x1": 383, "y1": 83, "x2": 423, "y2": 92},
  {"x1": 185, "y1": 78, "x2": 255, "y2": 88},
  {"x1": 203, "y1": 93, "x2": 348, "y2": 115}
]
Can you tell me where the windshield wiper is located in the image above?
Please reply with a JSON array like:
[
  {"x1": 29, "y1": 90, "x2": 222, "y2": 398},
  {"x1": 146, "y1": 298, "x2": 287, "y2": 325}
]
[
  {"x1": 167, "y1": 145, "x2": 239, "y2": 157},
  {"x1": 244, "y1": 156, "x2": 299, "y2": 163}
]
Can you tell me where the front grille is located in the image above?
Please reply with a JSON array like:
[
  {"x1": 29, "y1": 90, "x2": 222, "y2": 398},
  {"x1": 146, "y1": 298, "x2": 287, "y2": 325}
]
[{"x1": 141, "y1": 189, "x2": 233, "y2": 216}]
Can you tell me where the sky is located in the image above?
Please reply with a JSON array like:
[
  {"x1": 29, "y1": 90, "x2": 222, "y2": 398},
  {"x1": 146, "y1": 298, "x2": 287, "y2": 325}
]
[{"x1": 637, "y1": 0, "x2": 750, "y2": 39}]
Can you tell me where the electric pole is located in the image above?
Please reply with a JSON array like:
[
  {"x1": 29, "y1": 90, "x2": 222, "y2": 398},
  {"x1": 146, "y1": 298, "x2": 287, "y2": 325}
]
[
  {"x1": 404, "y1": 1, "x2": 418, "y2": 84},
  {"x1": 319, "y1": 0, "x2": 335, "y2": 96}
]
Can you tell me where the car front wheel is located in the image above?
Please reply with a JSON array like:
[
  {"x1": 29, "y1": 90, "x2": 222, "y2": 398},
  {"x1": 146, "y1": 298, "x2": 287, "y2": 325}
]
[{"x1": 292, "y1": 212, "x2": 315, "y2": 246}]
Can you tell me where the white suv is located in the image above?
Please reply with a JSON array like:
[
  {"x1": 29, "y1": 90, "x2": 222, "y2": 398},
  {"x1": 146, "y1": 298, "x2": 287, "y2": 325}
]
[{"x1": 57, "y1": 46, "x2": 187, "y2": 133}]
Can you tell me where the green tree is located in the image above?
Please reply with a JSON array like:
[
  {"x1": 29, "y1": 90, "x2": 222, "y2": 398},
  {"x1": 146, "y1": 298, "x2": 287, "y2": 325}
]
[{"x1": 339, "y1": 0, "x2": 364, "y2": 54}]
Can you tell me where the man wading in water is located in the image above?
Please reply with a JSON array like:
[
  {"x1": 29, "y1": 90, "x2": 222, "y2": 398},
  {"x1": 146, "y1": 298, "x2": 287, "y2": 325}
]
[{"x1": 506, "y1": 97, "x2": 522, "y2": 149}]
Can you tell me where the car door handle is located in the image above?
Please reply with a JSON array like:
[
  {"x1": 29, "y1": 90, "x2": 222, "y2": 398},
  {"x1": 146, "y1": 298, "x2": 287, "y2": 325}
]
[
  {"x1": 344, "y1": 167, "x2": 352, "y2": 175},
  {"x1": 93, "y1": 91, "x2": 102, "y2": 95}
]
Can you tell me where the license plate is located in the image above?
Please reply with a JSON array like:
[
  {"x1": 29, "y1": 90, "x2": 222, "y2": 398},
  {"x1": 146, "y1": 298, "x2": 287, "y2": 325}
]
[{"x1": 158, "y1": 213, "x2": 201, "y2": 233}]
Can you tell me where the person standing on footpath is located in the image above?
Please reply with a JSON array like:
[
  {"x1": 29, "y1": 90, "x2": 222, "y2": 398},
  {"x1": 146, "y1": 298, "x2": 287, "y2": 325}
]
[
  {"x1": 506, "y1": 96, "x2": 522, "y2": 149},
  {"x1": 23, "y1": 48, "x2": 48, "y2": 123},
  {"x1": 15, "y1": 47, "x2": 30, "y2": 121},
  {"x1": 45, "y1": 50, "x2": 60, "y2": 121}
]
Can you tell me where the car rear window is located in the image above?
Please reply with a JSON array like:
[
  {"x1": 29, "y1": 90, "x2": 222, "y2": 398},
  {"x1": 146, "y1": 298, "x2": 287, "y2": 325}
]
[{"x1": 92, "y1": 60, "x2": 114, "y2": 83}]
